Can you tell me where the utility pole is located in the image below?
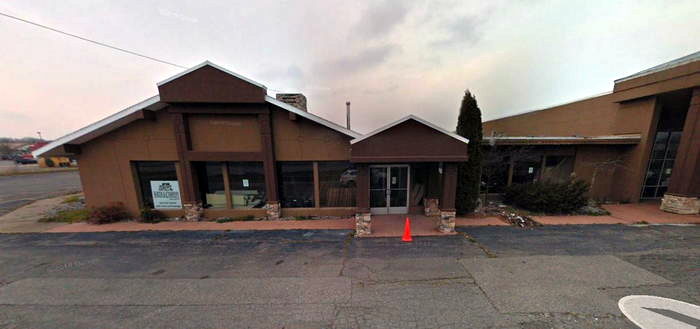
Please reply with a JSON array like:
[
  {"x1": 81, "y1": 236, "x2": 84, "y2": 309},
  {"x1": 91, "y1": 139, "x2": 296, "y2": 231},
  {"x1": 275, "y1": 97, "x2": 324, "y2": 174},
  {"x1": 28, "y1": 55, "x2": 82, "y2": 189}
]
[{"x1": 37, "y1": 131, "x2": 43, "y2": 141}]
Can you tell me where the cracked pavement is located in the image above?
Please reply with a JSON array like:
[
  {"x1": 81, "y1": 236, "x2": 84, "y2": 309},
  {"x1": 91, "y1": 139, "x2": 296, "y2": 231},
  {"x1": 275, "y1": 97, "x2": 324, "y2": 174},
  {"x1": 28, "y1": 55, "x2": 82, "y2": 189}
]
[{"x1": 0, "y1": 225, "x2": 698, "y2": 328}]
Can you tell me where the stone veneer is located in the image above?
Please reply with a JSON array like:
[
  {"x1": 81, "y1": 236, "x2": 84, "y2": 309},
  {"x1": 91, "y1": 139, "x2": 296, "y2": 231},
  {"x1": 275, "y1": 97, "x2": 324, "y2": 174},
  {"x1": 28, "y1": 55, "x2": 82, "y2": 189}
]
[
  {"x1": 438, "y1": 211, "x2": 456, "y2": 233},
  {"x1": 660, "y1": 194, "x2": 700, "y2": 215},
  {"x1": 355, "y1": 212, "x2": 372, "y2": 236},
  {"x1": 424, "y1": 198, "x2": 440, "y2": 217},
  {"x1": 264, "y1": 201, "x2": 281, "y2": 220},
  {"x1": 182, "y1": 202, "x2": 204, "y2": 221}
]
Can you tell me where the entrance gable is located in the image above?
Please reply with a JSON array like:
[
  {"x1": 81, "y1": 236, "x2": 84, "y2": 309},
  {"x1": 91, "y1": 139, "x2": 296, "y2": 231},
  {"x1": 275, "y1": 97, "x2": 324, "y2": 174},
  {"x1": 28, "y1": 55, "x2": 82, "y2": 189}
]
[{"x1": 350, "y1": 115, "x2": 469, "y2": 162}]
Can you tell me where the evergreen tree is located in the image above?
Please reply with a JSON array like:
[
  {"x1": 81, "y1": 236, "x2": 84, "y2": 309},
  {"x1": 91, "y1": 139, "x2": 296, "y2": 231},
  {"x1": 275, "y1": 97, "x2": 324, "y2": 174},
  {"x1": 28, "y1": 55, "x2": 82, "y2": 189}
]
[{"x1": 455, "y1": 90, "x2": 483, "y2": 214}]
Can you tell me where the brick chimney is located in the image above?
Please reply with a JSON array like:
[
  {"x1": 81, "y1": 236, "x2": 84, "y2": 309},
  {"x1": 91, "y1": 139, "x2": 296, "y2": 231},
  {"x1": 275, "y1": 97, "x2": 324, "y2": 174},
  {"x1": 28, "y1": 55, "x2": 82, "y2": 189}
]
[{"x1": 275, "y1": 93, "x2": 307, "y2": 111}]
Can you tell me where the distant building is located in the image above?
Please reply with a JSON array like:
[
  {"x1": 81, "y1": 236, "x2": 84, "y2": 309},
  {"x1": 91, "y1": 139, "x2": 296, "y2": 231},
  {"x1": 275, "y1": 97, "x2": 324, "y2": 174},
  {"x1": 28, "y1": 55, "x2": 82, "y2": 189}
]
[{"x1": 483, "y1": 51, "x2": 700, "y2": 214}]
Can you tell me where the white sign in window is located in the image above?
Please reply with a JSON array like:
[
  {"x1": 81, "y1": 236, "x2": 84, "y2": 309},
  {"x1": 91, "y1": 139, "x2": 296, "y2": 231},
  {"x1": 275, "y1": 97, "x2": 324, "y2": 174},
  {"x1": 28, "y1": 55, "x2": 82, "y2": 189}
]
[
  {"x1": 242, "y1": 179, "x2": 250, "y2": 188},
  {"x1": 150, "y1": 180, "x2": 182, "y2": 209}
]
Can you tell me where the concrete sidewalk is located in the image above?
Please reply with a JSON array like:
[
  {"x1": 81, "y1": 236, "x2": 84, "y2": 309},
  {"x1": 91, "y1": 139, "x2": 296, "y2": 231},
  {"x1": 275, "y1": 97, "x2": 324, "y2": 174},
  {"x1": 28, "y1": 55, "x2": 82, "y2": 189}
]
[
  {"x1": 534, "y1": 202, "x2": 700, "y2": 225},
  {"x1": 48, "y1": 218, "x2": 356, "y2": 233},
  {"x1": 0, "y1": 194, "x2": 79, "y2": 233}
]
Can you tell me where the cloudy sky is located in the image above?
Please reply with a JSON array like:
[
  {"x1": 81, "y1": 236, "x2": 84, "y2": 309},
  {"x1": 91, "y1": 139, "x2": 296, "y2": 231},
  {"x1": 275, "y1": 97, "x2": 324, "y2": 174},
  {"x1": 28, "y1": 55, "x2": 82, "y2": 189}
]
[{"x1": 1, "y1": 0, "x2": 698, "y2": 139}]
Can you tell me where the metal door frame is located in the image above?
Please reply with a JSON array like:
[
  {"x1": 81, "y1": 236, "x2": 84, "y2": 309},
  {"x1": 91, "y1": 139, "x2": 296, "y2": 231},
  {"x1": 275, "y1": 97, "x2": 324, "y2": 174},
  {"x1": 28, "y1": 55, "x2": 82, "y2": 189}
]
[{"x1": 369, "y1": 164, "x2": 410, "y2": 215}]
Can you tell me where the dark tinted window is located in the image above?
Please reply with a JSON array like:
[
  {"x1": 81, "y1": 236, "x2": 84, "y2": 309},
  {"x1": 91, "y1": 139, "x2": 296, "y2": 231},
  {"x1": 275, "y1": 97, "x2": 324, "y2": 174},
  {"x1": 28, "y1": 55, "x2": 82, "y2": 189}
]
[{"x1": 278, "y1": 162, "x2": 314, "y2": 208}]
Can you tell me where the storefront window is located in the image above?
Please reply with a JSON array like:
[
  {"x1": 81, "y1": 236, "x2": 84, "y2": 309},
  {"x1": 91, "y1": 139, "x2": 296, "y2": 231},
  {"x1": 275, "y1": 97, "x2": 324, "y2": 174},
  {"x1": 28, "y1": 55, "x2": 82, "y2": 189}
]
[
  {"x1": 319, "y1": 162, "x2": 356, "y2": 207},
  {"x1": 541, "y1": 156, "x2": 574, "y2": 183},
  {"x1": 278, "y1": 162, "x2": 314, "y2": 208},
  {"x1": 228, "y1": 162, "x2": 266, "y2": 208},
  {"x1": 512, "y1": 158, "x2": 541, "y2": 184},
  {"x1": 134, "y1": 161, "x2": 180, "y2": 209},
  {"x1": 195, "y1": 162, "x2": 226, "y2": 208}
]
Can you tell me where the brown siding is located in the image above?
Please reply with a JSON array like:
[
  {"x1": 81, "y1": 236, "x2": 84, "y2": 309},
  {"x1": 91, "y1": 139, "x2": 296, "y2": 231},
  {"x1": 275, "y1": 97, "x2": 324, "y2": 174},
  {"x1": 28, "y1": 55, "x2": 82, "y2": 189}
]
[
  {"x1": 188, "y1": 114, "x2": 261, "y2": 152},
  {"x1": 77, "y1": 110, "x2": 178, "y2": 215},
  {"x1": 272, "y1": 108, "x2": 351, "y2": 161},
  {"x1": 483, "y1": 90, "x2": 661, "y2": 202},
  {"x1": 351, "y1": 119, "x2": 469, "y2": 162},
  {"x1": 613, "y1": 61, "x2": 700, "y2": 102},
  {"x1": 611, "y1": 97, "x2": 659, "y2": 202},
  {"x1": 571, "y1": 145, "x2": 631, "y2": 201},
  {"x1": 158, "y1": 65, "x2": 266, "y2": 103},
  {"x1": 483, "y1": 93, "x2": 618, "y2": 137}
]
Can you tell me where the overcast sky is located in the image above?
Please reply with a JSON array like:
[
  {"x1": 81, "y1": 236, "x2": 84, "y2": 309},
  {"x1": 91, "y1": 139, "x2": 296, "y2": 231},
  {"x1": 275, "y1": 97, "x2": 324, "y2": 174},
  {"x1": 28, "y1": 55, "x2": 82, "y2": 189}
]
[{"x1": 1, "y1": 0, "x2": 698, "y2": 139}]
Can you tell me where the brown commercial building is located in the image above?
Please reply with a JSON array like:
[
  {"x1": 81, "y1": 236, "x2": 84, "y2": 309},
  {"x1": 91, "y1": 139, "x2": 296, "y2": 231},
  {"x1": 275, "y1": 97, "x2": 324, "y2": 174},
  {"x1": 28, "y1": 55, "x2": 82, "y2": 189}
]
[
  {"x1": 35, "y1": 61, "x2": 469, "y2": 234},
  {"x1": 482, "y1": 51, "x2": 700, "y2": 214}
]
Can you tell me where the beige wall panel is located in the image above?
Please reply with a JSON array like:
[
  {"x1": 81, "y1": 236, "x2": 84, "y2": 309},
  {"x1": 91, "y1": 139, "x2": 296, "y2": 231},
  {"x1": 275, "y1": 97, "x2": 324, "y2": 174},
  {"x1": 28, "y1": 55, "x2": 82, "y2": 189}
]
[{"x1": 188, "y1": 114, "x2": 261, "y2": 152}]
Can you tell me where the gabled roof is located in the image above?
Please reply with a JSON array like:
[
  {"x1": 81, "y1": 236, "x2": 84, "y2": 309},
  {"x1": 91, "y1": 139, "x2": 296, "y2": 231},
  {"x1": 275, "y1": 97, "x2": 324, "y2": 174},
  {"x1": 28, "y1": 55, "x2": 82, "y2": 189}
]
[
  {"x1": 34, "y1": 61, "x2": 361, "y2": 157},
  {"x1": 266, "y1": 96, "x2": 362, "y2": 139},
  {"x1": 157, "y1": 60, "x2": 267, "y2": 89},
  {"x1": 350, "y1": 115, "x2": 469, "y2": 145},
  {"x1": 33, "y1": 95, "x2": 165, "y2": 157}
]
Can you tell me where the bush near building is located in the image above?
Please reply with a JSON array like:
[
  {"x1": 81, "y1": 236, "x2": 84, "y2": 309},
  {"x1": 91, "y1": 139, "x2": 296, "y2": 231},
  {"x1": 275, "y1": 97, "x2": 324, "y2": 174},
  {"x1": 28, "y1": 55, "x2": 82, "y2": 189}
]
[
  {"x1": 87, "y1": 203, "x2": 129, "y2": 224},
  {"x1": 504, "y1": 179, "x2": 589, "y2": 214}
]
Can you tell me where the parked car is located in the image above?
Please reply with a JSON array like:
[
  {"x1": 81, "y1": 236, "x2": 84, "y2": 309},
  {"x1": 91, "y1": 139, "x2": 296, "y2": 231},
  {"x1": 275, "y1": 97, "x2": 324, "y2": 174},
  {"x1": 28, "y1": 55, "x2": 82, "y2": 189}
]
[{"x1": 14, "y1": 156, "x2": 38, "y2": 164}]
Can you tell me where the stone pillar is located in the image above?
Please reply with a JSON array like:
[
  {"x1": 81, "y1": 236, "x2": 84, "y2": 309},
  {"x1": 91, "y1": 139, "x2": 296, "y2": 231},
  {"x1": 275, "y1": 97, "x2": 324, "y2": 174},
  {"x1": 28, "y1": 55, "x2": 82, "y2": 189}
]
[
  {"x1": 355, "y1": 212, "x2": 371, "y2": 236},
  {"x1": 438, "y1": 210, "x2": 456, "y2": 233},
  {"x1": 182, "y1": 202, "x2": 203, "y2": 222},
  {"x1": 660, "y1": 194, "x2": 700, "y2": 215},
  {"x1": 424, "y1": 198, "x2": 440, "y2": 216},
  {"x1": 264, "y1": 201, "x2": 281, "y2": 220}
]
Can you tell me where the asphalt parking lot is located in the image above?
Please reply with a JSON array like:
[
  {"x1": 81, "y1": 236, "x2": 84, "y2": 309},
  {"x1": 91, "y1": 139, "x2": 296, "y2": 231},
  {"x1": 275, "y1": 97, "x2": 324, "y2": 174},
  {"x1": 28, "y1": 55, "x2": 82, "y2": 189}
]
[
  {"x1": 0, "y1": 170, "x2": 81, "y2": 216},
  {"x1": 0, "y1": 224, "x2": 697, "y2": 328}
]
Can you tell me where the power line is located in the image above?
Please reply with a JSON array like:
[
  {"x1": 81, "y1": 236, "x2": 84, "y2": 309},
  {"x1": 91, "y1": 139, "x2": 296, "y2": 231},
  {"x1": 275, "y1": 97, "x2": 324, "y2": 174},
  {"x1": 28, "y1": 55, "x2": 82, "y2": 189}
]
[{"x1": 0, "y1": 11, "x2": 186, "y2": 69}]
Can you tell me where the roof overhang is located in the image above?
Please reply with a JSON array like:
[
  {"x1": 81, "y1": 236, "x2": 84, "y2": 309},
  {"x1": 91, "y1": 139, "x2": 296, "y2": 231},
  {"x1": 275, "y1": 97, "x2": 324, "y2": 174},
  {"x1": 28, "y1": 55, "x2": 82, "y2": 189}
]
[
  {"x1": 481, "y1": 135, "x2": 641, "y2": 146},
  {"x1": 33, "y1": 96, "x2": 166, "y2": 157},
  {"x1": 34, "y1": 61, "x2": 363, "y2": 157}
]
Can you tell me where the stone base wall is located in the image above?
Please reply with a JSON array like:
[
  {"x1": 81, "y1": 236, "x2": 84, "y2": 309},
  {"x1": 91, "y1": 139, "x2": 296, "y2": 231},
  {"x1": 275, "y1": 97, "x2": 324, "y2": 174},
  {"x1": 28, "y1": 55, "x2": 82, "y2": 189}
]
[
  {"x1": 424, "y1": 198, "x2": 440, "y2": 217},
  {"x1": 660, "y1": 194, "x2": 700, "y2": 215},
  {"x1": 182, "y1": 202, "x2": 203, "y2": 222},
  {"x1": 438, "y1": 211, "x2": 456, "y2": 233},
  {"x1": 355, "y1": 212, "x2": 372, "y2": 236},
  {"x1": 264, "y1": 202, "x2": 281, "y2": 220}
]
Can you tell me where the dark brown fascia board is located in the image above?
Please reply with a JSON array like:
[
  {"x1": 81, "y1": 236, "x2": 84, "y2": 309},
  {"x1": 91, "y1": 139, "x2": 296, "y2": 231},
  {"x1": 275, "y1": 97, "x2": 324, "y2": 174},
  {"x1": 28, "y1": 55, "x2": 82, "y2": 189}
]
[{"x1": 183, "y1": 151, "x2": 264, "y2": 162}]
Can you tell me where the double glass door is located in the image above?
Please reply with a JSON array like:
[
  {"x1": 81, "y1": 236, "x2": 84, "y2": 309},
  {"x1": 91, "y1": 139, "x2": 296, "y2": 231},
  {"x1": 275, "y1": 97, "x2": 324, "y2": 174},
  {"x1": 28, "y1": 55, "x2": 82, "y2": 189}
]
[{"x1": 369, "y1": 165, "x2": 409, "y2": 214}]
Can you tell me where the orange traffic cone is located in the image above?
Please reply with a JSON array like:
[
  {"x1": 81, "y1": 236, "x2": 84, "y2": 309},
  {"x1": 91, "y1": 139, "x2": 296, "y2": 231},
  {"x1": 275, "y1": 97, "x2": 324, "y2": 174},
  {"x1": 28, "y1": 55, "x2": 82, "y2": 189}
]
[{"x1": 402, "y1": 217, "x2": 412, "y2": 242}]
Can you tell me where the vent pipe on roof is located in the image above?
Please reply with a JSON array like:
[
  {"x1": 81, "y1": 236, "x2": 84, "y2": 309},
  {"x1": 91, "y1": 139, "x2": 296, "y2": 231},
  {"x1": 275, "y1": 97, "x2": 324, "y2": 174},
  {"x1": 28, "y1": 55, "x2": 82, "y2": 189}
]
[{"x1": 346, "y1": 101, "x2": 351, "y2": 130}]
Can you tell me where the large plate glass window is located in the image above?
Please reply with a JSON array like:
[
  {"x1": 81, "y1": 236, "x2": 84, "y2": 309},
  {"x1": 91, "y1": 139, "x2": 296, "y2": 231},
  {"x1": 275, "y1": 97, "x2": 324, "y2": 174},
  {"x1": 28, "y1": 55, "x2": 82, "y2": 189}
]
[
  {"x1": 195, "y1": 162, "x2": 226, "y2": 208},
  {"x1": 134, "y1": 161, "x2": 180, "y2": 209},
  {"x1": 319, "y1": 162, "x2": 356, "y2": 207},
  {"x1": 228, "y1": 162, "x2": 266, "y2": 208},
  {"x1": 278, "y1": 162, "x2": 314, "y2": 208}
]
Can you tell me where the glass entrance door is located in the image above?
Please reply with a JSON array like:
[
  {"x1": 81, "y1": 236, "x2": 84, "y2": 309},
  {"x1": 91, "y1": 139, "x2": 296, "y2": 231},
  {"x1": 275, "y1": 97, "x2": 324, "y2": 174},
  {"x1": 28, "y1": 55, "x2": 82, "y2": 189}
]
[{"x1": 369, "y1": 165, "x2": 409, "y2": 214}]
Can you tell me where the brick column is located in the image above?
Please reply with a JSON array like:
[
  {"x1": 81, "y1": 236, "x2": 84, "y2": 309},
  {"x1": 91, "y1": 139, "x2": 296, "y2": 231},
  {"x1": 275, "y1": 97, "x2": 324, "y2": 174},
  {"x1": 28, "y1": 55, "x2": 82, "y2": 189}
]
[{"x1": 662, "y1": 87, "x2": 700, "y2": 214}]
